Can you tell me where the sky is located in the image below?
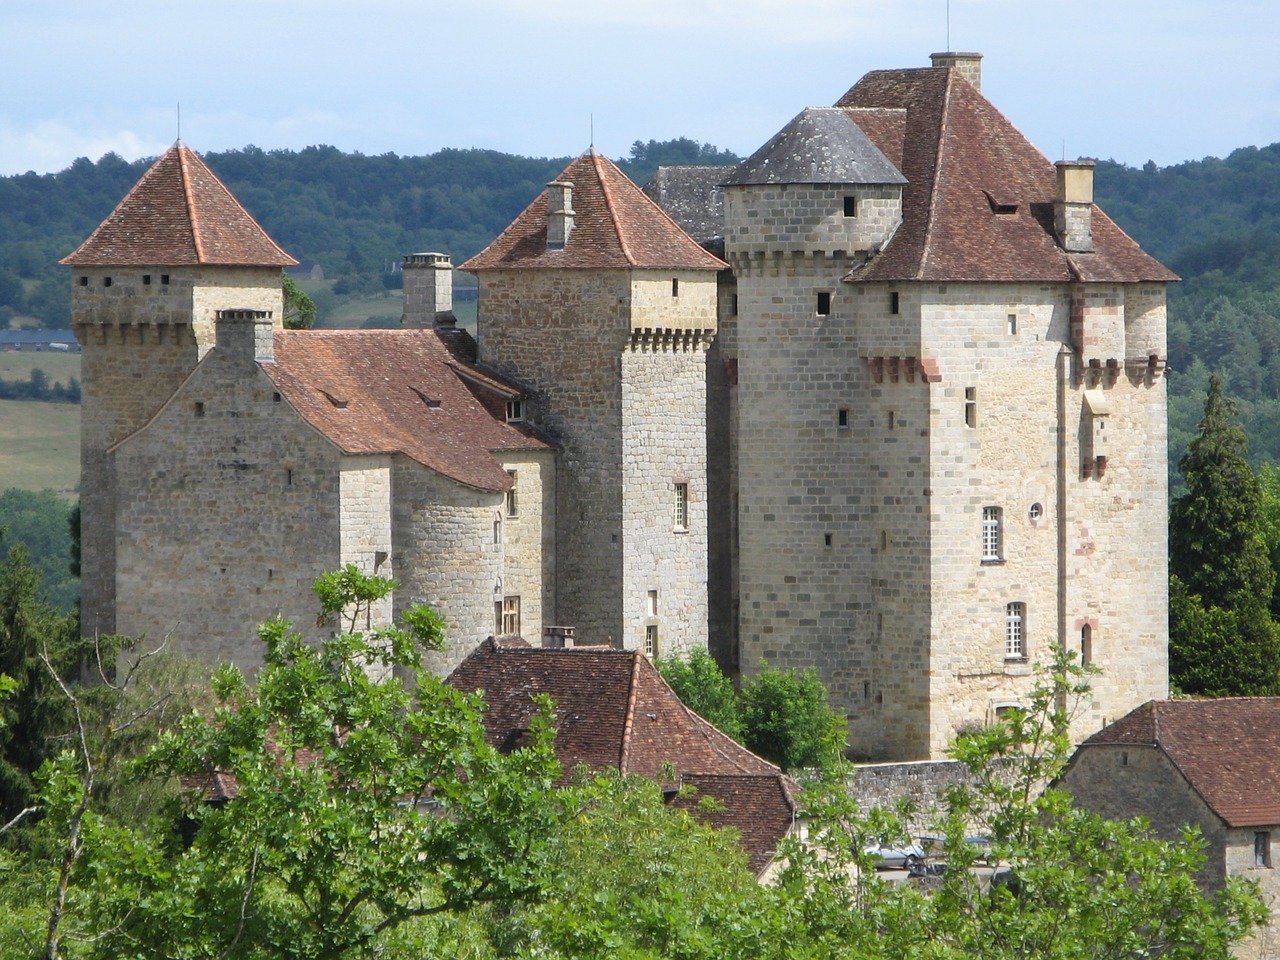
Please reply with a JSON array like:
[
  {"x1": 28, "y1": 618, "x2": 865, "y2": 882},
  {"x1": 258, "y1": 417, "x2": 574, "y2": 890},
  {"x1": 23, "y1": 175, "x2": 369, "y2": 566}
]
[{"x1": 2, "y1": 0, "x2": 1278, "y2": 178}]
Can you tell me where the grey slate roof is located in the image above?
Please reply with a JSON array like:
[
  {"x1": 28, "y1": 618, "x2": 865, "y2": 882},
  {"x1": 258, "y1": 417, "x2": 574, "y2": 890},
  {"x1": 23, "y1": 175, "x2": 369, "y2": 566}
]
[
  {"x1": 725, "y1": 107, "x2": 906, "y2": 187},
  {"x1": 642, "y1": 165, "x2": 738, "y2": 254}
]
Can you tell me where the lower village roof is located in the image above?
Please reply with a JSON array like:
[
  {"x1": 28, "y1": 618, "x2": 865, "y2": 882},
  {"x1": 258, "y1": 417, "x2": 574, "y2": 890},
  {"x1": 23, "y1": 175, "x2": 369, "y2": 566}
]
[
  {"x1": 1080, "y1": 698, "x2": 1280, "y2": 828},
  {"x1": 264, "y1": 328, "x2": 549, "y2": 493}
]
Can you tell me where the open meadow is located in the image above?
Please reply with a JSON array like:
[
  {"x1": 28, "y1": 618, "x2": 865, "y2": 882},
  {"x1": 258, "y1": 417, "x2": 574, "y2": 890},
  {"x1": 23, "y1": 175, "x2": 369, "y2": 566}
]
[{"x1": 0, "y1": 399, "x2": 79, "y2": 497}]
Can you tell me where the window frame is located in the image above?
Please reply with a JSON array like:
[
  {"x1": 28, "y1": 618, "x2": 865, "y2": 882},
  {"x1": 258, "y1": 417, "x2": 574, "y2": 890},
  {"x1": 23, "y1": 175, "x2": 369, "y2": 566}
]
[
  {"x1": 1005, "y1": 602, "x2": 1026, "y2": 660},
  {"x1": 982, "y1": 506, "x2": 1003, "y2": 563},
  {"x1": 673, "y1": 482, "x2": 689, "y2": 532}
]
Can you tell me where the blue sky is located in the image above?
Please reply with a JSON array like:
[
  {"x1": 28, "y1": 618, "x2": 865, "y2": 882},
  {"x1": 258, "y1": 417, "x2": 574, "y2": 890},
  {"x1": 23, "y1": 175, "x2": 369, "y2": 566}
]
[{"x1": 2, "y1": 0, "x2": 1278, "y2": 177}]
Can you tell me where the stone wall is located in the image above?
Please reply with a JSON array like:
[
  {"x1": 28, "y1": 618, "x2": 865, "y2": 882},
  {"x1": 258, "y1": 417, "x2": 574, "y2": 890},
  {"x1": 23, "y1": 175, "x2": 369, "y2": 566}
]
[
  {"x1": 495, "y1": 448, "x2": 557, "y2": 647},
  {"x1": 111, "y1": 338, "x2": 344, "y2": 673}
]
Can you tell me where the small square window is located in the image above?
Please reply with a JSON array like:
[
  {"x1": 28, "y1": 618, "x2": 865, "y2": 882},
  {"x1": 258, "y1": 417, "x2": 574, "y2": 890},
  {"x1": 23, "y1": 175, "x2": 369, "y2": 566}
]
[
  {"x1": 843, "y1": 195, "x2": 857, "y2": 218},
  {"x1": 78, "y1": 276, "x2": 88, "y2": 287},
  {"x1": 160, "y1": 274, "x2": 170, "y2": 285},
  {"x1": 103, "y1": 276, "x2": 112, "y2": 287},
  {"x1": 889, "y1": 291, "x2": 900, "y2": 314},
  {"x1": 506, "y1": 399, "x2": 525, "y2": 423},
  {"x1": 673, "y1": 482, "x2": 689, "y2": 531},
  {"x1": 816, "y1": 291, "x2": 831, "y2": 316},
  {"x1": 143, "y1": 274, "x2": 152, "y2": 285}
]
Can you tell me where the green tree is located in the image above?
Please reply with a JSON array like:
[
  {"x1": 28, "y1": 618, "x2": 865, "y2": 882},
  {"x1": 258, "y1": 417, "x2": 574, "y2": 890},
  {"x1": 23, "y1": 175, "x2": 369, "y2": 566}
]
[
  {"x1": 14, "y1": 566, "x2": 564, "y2": 959},
  {"x1": 655, "y1": 649, "x2": 744, "y2": 740},
  {"x1": 282, "y1": 272, "x2": 316, "y2": 329},
  {"x1": 0, "y1": 489, "x2": 79, "y2": 613},
  {"x1": 1169, "y1": 376, "x2": 1280, "y2": 694},
  {"x1": 739, "y1": 665, "x2": 846, "y2": 772}
]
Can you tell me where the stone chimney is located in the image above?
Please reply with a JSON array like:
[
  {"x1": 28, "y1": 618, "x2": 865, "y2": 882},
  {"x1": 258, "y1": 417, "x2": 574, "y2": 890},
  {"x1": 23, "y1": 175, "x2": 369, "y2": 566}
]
[
  {"x1": 1054, "y1": 160, "x2": 1095, "y2": 253},
  {"x1": 542, "y1": 625, "x2": 576, "y2": 649},
  {"x1": 401, "y1": 252, "x2": 455, "y2": 328},
  {"x1": 545, "y1": 181, "x2": 575, "y2": 250},
  {"x1": 930, "y1": 52, "x2": 983, "y2": 91},
  {"x1": 215, "y1": 308, "x2": 274, "y2": 364}
]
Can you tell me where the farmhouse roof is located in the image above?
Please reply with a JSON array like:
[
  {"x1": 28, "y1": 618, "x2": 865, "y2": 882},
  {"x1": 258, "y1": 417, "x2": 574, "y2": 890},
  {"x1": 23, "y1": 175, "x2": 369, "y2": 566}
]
[
  {"x1": 61, "y1": 143, "x2": 296, "y2": 268},
  {"x1": 666, "y1": 772, "x2": 800, "y2": 877},
  {"x1": 264, "y1": 328, "x2": 548, "y2": 493},
  {"x1": 446, "y1": 637, "x2": 780, "y2": 784},
  {"x1": 1082, "y1": 698, "x2": 1280, "y2": 828},
  {"x1": 460, "y1": 150, "x2": 727, "y2": 272},
  {"x1": 725, "y1": 107, "x2": 906, "y2": 187},
  {"x1": 833, "y1": 65, "x2": 1176, "y2": 284}
]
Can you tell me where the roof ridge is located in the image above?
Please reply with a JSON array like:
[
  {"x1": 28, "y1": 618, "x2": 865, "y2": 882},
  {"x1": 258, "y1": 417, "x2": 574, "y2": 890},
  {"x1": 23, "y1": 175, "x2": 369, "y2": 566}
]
[
  {"x1": 619, "y1": 651, "x2": 642, "y2": 774},
  {"x1": 177, "y1": 146, "x2": 206, "y2": 264},
  {"x1": 593, "y1": 152, "x2": 636, "y2": 267},
  {"x1": 917, "y1": 70, "x2": 953, "y2": 281}
]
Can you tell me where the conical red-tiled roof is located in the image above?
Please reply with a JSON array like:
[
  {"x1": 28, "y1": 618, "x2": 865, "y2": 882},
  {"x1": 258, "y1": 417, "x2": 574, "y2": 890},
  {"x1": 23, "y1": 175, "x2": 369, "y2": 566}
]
[
  {"x1": 835, "y1": 67, "x2": 1176, "y2": 284},
  {"x1": 62, "y1": 144, "x2": 296, "y2": 268},
  {"x1": 460, "y1": 150, "x2": 727, "y2": 273}
]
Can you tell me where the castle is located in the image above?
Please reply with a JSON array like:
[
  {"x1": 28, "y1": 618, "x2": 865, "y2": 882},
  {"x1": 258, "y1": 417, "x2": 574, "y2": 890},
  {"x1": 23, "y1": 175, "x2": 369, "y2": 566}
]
[{"x1": 65, "y1": 53, "x2": 1174, "y2": 759}]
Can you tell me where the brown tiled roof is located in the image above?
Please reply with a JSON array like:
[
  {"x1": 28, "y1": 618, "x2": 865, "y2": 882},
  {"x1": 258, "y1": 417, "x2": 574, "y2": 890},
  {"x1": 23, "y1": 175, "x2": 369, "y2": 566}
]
[
  {"x1": 62, "y1": 144, "x2": 296, "y2": 268},
  {"x1": 446, "y1": 638, "x2": 779, "y2": 784},
  {"x1": 667, "y1": 772, "x2": 800, "y2": 877},
  {"x1": 459, "y1": 150, "x2": 727, "y2": 273},
  {"x1": 1082, "y1": 698, "x2": 1280, "y2": 827},
  {"x1": 834, "y1": 67, "x2": 1176, "y2": 284},
  {"x1": 264, "y1": 328, "x2": 548, "y2": 492}
]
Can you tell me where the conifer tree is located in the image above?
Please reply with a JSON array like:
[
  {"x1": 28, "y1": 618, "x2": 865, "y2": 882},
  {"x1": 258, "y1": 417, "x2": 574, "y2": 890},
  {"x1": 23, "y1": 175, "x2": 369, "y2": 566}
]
[{"x1": 1169, "y1": 375, "x2": 1280, "y2": 694}]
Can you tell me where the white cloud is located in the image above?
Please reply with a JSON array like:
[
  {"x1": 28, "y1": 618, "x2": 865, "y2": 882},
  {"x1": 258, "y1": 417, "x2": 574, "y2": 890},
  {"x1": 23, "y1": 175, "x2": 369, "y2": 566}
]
[{"x1": 0, "y1": 121, "x2": 170, "y2": 177}]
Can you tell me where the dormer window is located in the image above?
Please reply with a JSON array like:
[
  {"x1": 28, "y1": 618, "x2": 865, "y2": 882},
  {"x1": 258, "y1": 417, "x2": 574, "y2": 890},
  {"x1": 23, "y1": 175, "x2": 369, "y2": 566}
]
[
  {"x1": 506, "y1": 399, "x2": 525, "y2": 423},
  {"x1": 984, "y1": 190, "x2": 1019, "y2": 215}
]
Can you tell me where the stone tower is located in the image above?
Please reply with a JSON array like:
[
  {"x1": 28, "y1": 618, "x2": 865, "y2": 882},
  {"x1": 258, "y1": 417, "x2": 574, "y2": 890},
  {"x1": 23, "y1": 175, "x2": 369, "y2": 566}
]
[
  {"x1": 62, "y1": 144, "x2": 296, "y2": 638},
  {"x1": 718, "y1": 56, "x2": 1174, "y2": 759},
  {"x1": 461, "y1": 151, "x2": 726, "y2": 655}
]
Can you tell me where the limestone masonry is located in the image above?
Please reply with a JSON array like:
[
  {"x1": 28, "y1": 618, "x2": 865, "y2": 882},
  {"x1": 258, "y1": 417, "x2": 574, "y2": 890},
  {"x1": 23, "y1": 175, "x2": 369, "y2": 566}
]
[{"x1": 66, "y1": 53, "x2": 1174, "y2": 759}]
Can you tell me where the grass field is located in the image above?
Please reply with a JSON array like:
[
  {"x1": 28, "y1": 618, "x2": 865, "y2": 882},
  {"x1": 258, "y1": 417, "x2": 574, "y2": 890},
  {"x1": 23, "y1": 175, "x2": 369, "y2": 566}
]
[
  {"x1": 0, "y1": 350, "x2": 80, "y2": 386},
  {"x1": 0, "y1": 399, "x2": 79, "y2": 497}
]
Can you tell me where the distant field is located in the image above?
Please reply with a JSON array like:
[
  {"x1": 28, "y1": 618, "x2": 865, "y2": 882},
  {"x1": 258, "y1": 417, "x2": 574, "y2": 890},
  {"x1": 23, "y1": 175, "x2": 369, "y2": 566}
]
[
  {"x1": 0, "y1": 350, "x2": 81, "y2": 385},
  {"x1": 0, "y1": 399, "x2": 79, "y2": 497}
]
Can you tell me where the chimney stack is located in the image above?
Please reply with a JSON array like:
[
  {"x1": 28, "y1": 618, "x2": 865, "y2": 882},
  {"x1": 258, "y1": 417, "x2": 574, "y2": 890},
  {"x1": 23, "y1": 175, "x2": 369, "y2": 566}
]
[
  {"x1": 545, "y1": 181, "x2": 575, "y2": 250},
  {"x1": 216, "y1": 308, "x2": 274, "y2": 364},
  {"x1": 401, "y1": 252, "x2": 455, "y2": 328},
  {"x1": 1054, "y1": 160, "x2": 1095, "y2": 253},
  {"x1": 930, "y1": 52, "x2": 982, "y2": 91}
]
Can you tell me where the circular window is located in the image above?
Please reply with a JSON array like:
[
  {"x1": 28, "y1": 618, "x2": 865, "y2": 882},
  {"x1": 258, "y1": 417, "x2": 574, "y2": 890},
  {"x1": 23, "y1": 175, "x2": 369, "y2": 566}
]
[{"x1": 1029, "y1": 502, "x2": 1043, "y2": 520}]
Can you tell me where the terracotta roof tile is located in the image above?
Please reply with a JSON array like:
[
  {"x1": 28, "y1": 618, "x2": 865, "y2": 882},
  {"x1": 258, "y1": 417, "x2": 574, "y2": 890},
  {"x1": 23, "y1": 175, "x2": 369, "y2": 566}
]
[
  {"x1": 1082, "y1": 698, "x2": 1280, "y2": 827},
  {"x1": 834, "y1": 66, "x2": 1176, "y2": 284},
  {"x1": 446, "y1": 638, "x2": 779, "y2": 784},
  {"x1": 460, "y1": 151, "x2": 727, "y2": 273},
  {"x1": 62, "y1": 144, "x2": 296, "y2": 268},
  {"x1": 667, "y1": 772, "x2": 800, "y2": 876},
  {"x1": 264, "y1": 328, "x2": 548, "y2": 492}
]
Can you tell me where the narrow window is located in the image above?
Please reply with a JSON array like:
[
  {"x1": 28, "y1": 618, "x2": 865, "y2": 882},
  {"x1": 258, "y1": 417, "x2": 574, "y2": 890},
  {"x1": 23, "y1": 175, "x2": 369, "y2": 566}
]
[
  {"x1": 160, "y1": 274, "x2": 170, "y2": 285},
  {"x1": 273, "y1": 391, "x2": 282, "y2": 402},
  {"x1": 886, "y1": 410, "x2": 895, "y2": 430},
  {"x1": 816, "y1": 291, "x2": 831, "y2": 316},
  {"x1": 1005, "y1": 602, "x2": 1026, "y2": 660},
  {"x1": 671, "y1": 277, "x2": 679, "y2": 297},
  {"x1": 501, "y1": 596, "x2": 521, "y2": 635},
  {"x1": 286, "y1": 468, "x2": 293, "y2": 486},
  {"x1": 879, "y1": 530, "x2": 888, "y2": 552},
  {"x1": 506, "y1": 399, "x2": 524, "y2": 423},
  {"x1": 1081, "y1": 624, "x2": 1093, "y2": 667},
  {"x1": 505, "y1": 471, "x2": 519, "y2": 517},
  {"x1": 493, "y1": 518, "x2": 502, "y2": 544},
  {"x1": 843, "y1": 195, "x2": 857, "y2": 218},
  {"x1": 645, "y1": 623, "x2": 659, "y2": 658},
  {"x1": 824, "y1": 533, "x2": 833, "y2": 547},
  {"x1": 194, "y1": 401, "x2": 205, "y2": 418},
  {"x1": 143, "y1": 274, "x2": 152, "y2": 285},
  {"x1": 964, "y1": 387, "x2": 977, "y2": 428},
  {"x1": 889, "y1": 291, "x2": 900, "y2": 314},
  {"x1": 673, "y1": 482, "x2": 689, "y2": 531},
  {"x1": 1256, "y1": 832, "x2": 1272, "y2": 867},
  {"x1": 78, "y1": 276, "x2": 88, "y2": 286},
  {"x1": 103, "y1": 277, "x2": 112, "y2": 287},
  {"x1": 982, "y1": 506, "x2": 1002, "y2": 562},
  {"x1": 837, "y1": 408, "x2": 849, "y2": 428},
  {"x1": 1007, "y1": 313, "x2": 1017, "y2": 335},
  {"x1": 647, "y1": 589, "x2": 658, "y2": 618},
  {"x1": 732, "y1": 294, "x2": 739, "y2": 316}
]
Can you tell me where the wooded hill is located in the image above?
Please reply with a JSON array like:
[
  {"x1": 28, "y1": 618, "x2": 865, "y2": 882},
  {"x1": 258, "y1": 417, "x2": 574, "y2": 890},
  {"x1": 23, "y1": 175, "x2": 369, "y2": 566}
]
[{"x1": 4, "y1": 137, "x2": 1280, "y2": 484}]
